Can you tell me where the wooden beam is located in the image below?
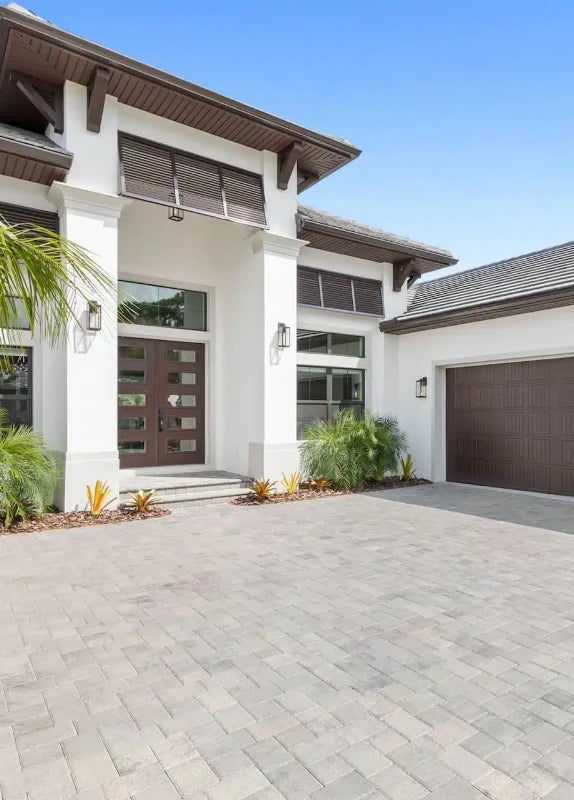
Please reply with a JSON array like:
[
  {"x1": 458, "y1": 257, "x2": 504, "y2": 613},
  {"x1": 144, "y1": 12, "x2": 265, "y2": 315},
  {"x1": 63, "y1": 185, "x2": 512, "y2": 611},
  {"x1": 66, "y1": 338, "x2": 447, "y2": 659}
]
[
  {"x1": 87, "y1": 66, "x2": 110, "y2": 133},
  {"x1": 11, "y1": 72, "x2": 63, "y2": 132},
  {"x1": 393, "y1": 258, "x2": 415, "y2": 292},
  {"x1": 407, "y1": 269, "x2": 421, "y2": 289},
  {"x1": 297, "y1": 169, "x2": 320, "y2": 193},
  {"x1": 277, "y1": 140, "x2": 303, "y2": 190}
]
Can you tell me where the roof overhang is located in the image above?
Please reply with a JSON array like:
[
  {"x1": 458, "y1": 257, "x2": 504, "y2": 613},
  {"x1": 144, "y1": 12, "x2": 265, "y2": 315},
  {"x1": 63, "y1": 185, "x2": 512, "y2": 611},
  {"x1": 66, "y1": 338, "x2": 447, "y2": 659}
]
[
  {"x1": 0, "y1": 123, "x2": 72, "y2": 184},
  {"x1": 380, "y1": 285, "x2": 574, "y2": 334},
  {"x1": 0, "y1": 6, "x2": 360, "y2": 191}
]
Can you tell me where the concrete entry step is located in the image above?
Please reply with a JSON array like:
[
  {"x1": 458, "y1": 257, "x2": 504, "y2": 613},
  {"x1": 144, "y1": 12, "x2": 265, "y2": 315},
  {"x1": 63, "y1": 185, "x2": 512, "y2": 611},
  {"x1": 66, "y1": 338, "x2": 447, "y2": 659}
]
[{"x1": 119, "y1": 469, "x2": 251, "y2": 506}]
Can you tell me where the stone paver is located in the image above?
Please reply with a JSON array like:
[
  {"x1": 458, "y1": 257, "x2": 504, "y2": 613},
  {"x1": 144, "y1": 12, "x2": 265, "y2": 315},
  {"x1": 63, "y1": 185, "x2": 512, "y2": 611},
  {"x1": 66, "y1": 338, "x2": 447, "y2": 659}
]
[{"x1": 2, "y1": 485, "x2": 574, "y2": 798}]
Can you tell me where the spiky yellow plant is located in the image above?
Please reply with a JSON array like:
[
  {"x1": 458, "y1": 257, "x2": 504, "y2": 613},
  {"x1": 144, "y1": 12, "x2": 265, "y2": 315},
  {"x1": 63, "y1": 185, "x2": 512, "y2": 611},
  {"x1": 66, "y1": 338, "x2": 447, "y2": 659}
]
[
  {"x1": 249, "y1": 478, "x2": 276, "y2": 501},
  {"x1": 281, "y1": 471, "x2": 301, "y2": 495},
  {"x1": 311, "y1": 477, "x2": 330, "y2": 492},
  {"x1": 127, "y1": 489, "x2": 160, "y2": 512},
  {"x1": 86, "y1": 480, "x2": 116, "y2": 515}
]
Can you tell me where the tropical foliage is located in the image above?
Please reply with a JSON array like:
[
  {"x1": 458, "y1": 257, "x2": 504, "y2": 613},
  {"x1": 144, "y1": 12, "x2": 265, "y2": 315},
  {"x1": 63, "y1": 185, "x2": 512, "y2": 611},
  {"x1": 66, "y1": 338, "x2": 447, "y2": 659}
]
[
  {"x1": 0, "y1": 219, "x2": 115, "y2": 345},
  {"x1": 248, "y1": 478, "x2": 276, "y2": 501},
  {"x1": 300, "y1": 410, "x2": 407, "y2": 489},
  {"x1": 399, "y1": 453, "x2": 416, "y2": 481},
  {"x1": 86, "y1": 480, "x2": 116, "y2": 515},
  {"x1": 126, "y1": 489, "x2": 161, "y2": 512},
  {"x1": 311, "y1": 477, "x2": 331, "y2": 491},
  {"x1": 280, "y1": 472, "x2": 301, "y2": 495},
  {"x1": 0, "y1": 408, "x2": 58, "y2": 528}
]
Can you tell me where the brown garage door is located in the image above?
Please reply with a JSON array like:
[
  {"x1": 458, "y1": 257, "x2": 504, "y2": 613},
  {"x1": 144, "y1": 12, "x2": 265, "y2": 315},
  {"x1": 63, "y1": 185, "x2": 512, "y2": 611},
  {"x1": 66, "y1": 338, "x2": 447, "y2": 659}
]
[{"x1": 446, "y1": 357, "x2": 574, "y2": 495}]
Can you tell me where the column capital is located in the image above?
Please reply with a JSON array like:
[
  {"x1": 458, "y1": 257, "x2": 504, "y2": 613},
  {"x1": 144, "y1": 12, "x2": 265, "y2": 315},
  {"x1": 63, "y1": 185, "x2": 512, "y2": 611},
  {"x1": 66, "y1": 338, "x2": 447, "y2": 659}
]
[
  {"x1": 48, "y1": 182, "x2": 131, "y2": 219},
  {"x1": 250, "y1": 230, "x2": 308, "y2": 258}
]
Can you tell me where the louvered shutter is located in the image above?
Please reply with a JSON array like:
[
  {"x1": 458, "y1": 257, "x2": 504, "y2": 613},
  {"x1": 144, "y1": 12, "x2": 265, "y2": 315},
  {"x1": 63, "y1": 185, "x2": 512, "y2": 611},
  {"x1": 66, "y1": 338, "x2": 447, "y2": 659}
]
[
  {"x1": 120, "y1": 136, "x2": 176, "y2": 204},
  {"x1": 0, "y1": 202, "x2": 58, "y2": 232},
  {"x1": 353, "y1": 277, "x2": 384, "y2": 315},
  {"x1": 119, "y1": 134, "x2": 267, "y2": 228},
  {"x1": 175, "y1": 154, "x2": 224, "y2": 216},
  {"x1": 298, "y1": 267, "x2": 321, "y2": 306},
  {"x1": 320, "y1": 271, "x2": 354, "y2": 311},
  {"x1": 221, "y1": 168, "x2": 266, "y2": 226}
]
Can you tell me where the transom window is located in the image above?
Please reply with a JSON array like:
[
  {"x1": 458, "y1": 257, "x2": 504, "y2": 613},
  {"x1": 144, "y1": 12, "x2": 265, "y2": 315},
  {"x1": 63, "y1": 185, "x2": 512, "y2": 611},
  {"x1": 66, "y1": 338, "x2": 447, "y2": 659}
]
[
  {"x1": 297, "y1": 330, "x2": 365, "y2": 358},
  {"x1": 297, "y1": 366, "x2": 365, "y2": 437},
  {"x1": 0, "y1": 347, "x2": 31, "y2": 426},
  {"x1": 118, "y1": 280, "x2": 207, "y2": 331}
]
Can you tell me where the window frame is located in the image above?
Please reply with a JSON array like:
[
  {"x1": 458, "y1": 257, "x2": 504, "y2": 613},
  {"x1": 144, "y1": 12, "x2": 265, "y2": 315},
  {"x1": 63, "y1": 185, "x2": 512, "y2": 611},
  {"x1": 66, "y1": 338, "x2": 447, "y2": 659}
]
[
  {"x1": 297, "y1": 365, "x2": 365, "y2": 437},
  {"x1": 118, "y1": 279, "x2": 208, "y2": 332},
  {"x1": 297, "y1": 329, "x2": 365, "y2": 358},
  {"x1": 0, "y1": 346, "x2": 33, "y2": 426}
]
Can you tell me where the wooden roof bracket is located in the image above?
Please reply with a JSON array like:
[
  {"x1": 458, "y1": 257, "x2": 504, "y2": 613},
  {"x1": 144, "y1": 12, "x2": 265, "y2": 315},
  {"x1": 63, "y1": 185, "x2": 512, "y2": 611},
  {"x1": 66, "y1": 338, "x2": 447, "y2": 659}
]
[
  {"x1": 87, "y1": 66, "x2": 110, "y2": 133},
  {"x1": 10, "y1": 71, "x2": 63, "y2": 133},
  {"x1": 393, "y1": 258, "x2": 416, "y2": 292},
  {"x1": 407, "y1": 269, "x2": 422, "y2": 288},
  {"x1": 277, "y1": 140, "x2": 303, "y2": 189}
]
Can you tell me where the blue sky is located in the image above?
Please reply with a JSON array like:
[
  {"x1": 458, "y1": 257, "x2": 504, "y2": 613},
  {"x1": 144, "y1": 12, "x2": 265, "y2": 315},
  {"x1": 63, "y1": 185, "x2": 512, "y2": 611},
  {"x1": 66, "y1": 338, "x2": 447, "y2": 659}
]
[{"x1": 25, "y1": 0, "x2": 574, "y2": 276}]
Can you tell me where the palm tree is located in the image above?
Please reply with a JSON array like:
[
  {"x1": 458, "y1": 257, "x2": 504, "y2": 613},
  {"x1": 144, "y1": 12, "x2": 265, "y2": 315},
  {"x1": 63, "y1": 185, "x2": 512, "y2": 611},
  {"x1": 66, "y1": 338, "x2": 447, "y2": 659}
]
[{"x1": 0, "y1": 219, "x2": 114, "y2": 344}]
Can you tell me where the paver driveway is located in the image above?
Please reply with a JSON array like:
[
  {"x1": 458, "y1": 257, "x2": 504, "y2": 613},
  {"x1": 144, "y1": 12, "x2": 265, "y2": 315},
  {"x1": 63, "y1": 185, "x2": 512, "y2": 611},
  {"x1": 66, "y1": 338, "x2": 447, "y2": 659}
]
[{"x1": 2, "y1": 488, "x2": 574, "y2": 800}]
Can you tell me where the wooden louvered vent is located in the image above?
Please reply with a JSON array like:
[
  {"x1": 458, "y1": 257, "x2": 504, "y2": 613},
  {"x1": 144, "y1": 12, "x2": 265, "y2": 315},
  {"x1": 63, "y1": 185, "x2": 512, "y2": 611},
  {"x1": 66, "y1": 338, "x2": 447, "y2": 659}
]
[
  {"x1": 297, "y1": 266, "x2": 383, "y2": 316},
  {"x1": 0, "y1": 201, "x2": 59, "y2": 232},
  {"x1": 119, "y1": 134, "x2": 267, "y2": 228}
]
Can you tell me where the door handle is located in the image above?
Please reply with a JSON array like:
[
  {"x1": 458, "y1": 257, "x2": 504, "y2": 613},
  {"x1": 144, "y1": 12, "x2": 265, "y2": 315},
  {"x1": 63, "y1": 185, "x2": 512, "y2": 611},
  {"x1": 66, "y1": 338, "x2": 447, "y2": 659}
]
[{"x1": 158, "y1": 411, "x2": 164, "y2": 432}]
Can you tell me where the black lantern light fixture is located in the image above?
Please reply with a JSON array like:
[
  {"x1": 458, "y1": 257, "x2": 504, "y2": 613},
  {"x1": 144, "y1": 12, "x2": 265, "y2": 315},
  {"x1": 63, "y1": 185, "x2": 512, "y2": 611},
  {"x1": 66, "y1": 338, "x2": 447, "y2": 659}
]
[
  {"x1": 168, "y1": 206, "x2": 184, "y2": 222},
  {"x1": 86, "y1": 300, "x2": 102, "y2": 332},
  {"x1": 277, "y1": 322, "x2": 291, "y2": 349},
  {"x1": 415, "y1": 377, "x2": 428, "y2": 398}
]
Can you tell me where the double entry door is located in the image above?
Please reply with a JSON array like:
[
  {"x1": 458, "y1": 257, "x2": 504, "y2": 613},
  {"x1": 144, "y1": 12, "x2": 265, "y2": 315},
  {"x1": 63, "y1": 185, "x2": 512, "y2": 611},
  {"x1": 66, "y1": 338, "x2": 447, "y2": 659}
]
[{"x1": 118, "y1": 337, "x2": 205, "y2": 468}]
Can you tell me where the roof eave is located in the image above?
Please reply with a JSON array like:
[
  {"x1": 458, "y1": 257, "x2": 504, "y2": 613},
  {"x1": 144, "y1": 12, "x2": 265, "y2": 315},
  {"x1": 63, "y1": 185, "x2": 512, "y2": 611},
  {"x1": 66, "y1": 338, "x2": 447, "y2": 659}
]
[
  {"x1": 0, "y1": 7, "x2": 361, "y2": 178},
  {"x1": 379, "y1": 285, "x2": 574, "y2": 334},
  {"x1": 297, "y1": 215, "x2": 457, "y2": 267}
]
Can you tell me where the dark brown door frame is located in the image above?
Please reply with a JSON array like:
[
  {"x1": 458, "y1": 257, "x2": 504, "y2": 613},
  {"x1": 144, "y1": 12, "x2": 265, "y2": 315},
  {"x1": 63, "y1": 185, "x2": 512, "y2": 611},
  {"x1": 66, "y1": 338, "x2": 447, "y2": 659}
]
[{"x1": 118, "y1": 336, "x2": 206, "y2": 468}]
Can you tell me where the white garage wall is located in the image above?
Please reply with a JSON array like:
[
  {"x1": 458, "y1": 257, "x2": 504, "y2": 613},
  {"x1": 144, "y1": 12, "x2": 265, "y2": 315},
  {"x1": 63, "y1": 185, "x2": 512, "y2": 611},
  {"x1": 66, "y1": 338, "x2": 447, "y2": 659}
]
[{"x1": 392, "y1": 305, "x2": 574, "y2": 481}]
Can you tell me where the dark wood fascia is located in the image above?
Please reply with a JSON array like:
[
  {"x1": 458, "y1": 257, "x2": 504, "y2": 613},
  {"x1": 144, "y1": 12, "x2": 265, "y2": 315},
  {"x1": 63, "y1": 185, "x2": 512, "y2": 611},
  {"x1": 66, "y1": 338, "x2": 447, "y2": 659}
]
[
  {"x1": 277, "y1": 140, "x2": 302, "y2": 190},
  {"x1": 393, "y1": 258, "x2": 415, "y2": 292},
  {"x1": 379, "y1": 286, "x2": 574, "y2": 334},
  {"x1": 87, "y1": 66, "x2": 110, "y2": 133},
  {"x1": 10, "y1": 71, "x2": 64, "y2": 133},
  {"x1": 0, "y1": 136, "x2": 73, "y2": 169},
  {"x1": 0, "y1": 8, "x2": 362, "y2": 161},
  {"x1": 298, "y1": 219, "x2": 457, "y2": 267}
]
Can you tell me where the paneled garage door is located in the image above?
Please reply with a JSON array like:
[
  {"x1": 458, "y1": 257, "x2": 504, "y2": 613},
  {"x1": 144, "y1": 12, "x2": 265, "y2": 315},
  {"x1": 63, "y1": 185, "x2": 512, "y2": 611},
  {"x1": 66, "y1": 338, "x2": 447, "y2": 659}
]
[{"x1": 446, "y1": 357, "x2": 574, "y2": 495}]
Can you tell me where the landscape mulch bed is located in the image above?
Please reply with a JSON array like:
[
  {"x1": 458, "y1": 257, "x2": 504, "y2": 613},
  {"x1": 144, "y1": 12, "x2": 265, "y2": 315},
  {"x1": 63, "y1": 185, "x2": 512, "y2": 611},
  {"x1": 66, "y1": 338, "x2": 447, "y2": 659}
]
[
  {"x1": 3, "y1": 507, "x2": 170, "y2": 536},
  {"x1": 233, "y1": 477, "x2": 430, "y2": 505}
]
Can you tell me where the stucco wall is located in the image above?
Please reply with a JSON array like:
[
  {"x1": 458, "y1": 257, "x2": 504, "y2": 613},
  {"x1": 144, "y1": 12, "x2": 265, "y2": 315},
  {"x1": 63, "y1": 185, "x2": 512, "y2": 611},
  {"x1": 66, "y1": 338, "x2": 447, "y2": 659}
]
[{"x1": 392, "y1": 305, "x2": 574, "y2": 482}]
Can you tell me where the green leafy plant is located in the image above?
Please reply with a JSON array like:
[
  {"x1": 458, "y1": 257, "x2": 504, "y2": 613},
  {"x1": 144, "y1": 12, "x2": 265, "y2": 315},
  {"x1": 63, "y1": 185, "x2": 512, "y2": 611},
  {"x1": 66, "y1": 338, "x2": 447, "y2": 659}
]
[
  {"x1": 249, "y1": 478, "x2": 276, "y2": 501},
  {"x1": 399, "y1": 453, "x2": 416, "y2": 481},
  {"x1": 86, "y1": 480, "x2": 116, "y2": 515},
  {"x1": 281, "y1": 471, "x2": 301, "y2": 495},
  {"x1": 300, "y1": 410, "x2": 407, "y2": 490},
  {"x1": 127, "y1": 489, "x2": 160, "y2": 512},
  {"x1": 0, "y1": 408, "x2": 58, "y2": 529}
]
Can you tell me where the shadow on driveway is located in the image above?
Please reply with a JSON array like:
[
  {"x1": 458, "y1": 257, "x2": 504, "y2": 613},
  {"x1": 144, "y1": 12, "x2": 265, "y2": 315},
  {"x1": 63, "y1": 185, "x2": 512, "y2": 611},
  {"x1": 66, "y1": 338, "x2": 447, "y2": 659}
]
[{"x1": 367, "y1": 481, "x2": 574, "y2": 534}]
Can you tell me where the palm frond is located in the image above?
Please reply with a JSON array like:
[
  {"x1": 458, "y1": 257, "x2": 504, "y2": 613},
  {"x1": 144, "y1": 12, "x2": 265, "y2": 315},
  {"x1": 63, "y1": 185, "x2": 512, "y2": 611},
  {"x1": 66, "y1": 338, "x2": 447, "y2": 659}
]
[{"x1": 0, "y1": 219, "x2": 116, "y2": 346}]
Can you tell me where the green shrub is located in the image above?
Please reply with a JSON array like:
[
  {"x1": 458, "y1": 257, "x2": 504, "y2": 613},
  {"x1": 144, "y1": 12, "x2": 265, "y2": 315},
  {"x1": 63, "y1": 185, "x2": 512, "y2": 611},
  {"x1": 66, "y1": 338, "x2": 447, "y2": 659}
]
[
  {"x1": 300, "y1": 410, "x2": 406, "y2": 489},
  {"x1": 0, "y1": 408, "x2": 58, "y2": 528}
]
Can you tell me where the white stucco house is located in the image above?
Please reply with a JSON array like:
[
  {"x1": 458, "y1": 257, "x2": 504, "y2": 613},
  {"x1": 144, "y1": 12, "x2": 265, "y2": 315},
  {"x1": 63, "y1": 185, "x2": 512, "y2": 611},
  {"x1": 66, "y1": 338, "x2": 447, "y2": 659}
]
[{"x1": 1, "y1": 3, "x2": 574, "y2": 509}]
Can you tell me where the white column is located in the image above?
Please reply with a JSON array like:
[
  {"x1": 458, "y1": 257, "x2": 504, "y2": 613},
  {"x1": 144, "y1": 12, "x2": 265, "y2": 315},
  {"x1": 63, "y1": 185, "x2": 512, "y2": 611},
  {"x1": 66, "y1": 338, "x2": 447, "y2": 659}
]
[
  {"x1": 247, "y1": 231, "x2": 307, "y2": 479},
  {"x1": 45, "y1": 183, "x2": 127, "y2": 511}
]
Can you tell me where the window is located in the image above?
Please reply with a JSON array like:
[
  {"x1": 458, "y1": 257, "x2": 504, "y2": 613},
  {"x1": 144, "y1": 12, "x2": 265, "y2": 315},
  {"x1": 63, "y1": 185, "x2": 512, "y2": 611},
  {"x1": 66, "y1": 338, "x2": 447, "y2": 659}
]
[
  {"x1": 118, "y1": 281, "x2": 207, "y2": 331},
  {"x1": 297, "y1": 266, "x2": 383, "y2": 315},
  {"x1": 297, "y1": 330, "x2": 365, "y2": 358},
  {"x1": 0, "y1": 347, "x2": 31, "y2": 426},
  {"x1": 297, "y1": 366, "x2": 364, "y2": 437}
]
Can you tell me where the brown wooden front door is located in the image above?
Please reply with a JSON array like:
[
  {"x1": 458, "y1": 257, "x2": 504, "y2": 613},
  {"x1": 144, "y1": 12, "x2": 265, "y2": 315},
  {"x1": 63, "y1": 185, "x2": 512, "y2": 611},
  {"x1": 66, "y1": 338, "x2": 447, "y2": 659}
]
[
  {"x1": 446, "y1": 357, "x2": 574, "y2": 495},
  {"x1": 118, "y1": 337, "x2": 205, "y2": 468}
]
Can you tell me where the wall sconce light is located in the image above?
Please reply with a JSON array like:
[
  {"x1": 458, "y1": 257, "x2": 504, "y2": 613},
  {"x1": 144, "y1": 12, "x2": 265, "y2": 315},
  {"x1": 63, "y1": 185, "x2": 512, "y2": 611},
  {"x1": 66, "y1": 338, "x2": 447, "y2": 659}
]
[
  {"x1": 168, "y1": 206, "x2": 184, "y2": 222},
  {"x1": 415, "y1": 377, "x2": 428, "y2": 398},
  {"x1": 277, "y1": 322, "x2": 291, "y2": 348},
  {"x1": 86, "y1": 300, "x2": 102, "y2": 331}
]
